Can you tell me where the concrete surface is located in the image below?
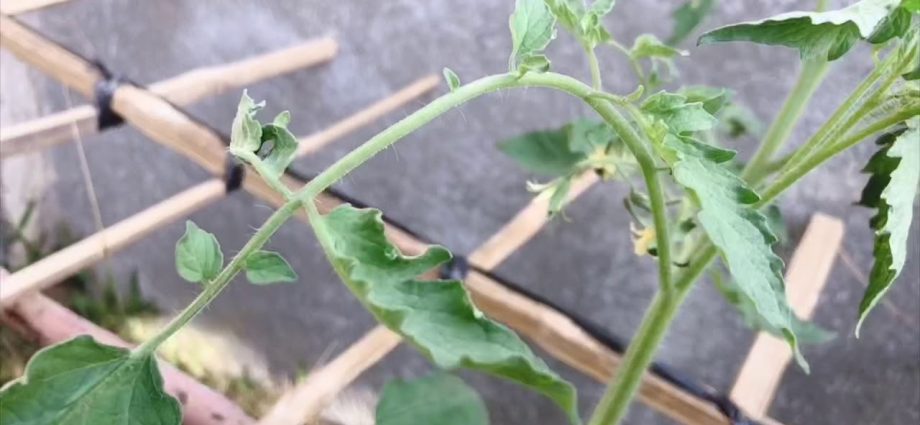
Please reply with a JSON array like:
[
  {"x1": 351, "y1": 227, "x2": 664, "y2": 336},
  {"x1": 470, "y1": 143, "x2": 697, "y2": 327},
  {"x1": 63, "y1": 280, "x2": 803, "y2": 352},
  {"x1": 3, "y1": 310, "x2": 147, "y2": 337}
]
[{"x1": 1, "y1": 0, "x2": 918, "y2": 424}]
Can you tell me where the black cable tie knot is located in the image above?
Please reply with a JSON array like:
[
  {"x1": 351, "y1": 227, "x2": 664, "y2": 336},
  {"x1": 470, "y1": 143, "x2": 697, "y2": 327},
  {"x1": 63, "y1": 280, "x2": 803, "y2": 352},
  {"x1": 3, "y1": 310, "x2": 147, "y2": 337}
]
[
  {"x1": 440, "y1": 255, "x2": 469, "y2": 281},
  {"x1": 223, "y1": 156, "x2": 245, "y2": 193},
  {"x1": 91, "y1": 61, "x2": 125, "y2": 130}
]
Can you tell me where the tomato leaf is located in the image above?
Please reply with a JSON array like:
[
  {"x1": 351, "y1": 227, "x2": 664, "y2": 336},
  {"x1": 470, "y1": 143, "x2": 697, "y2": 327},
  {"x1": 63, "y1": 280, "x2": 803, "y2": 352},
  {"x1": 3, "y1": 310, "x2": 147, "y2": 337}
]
[
  {"x1": 245, "y1": 250, "x2": 297, "y2": 285},
  {"x1": 376, "y1": 373, "x2": 489, "y2": 425},
  {"x1": 0, "y1": 336, "x2": 180, "y2": 425},
  {"x1": 642, "y1": 91, "x2": 719, "y2": 134},
  {"x1": 678, "y1": 85, "x2": 730, "y2": 114},
  {"x1": 655, "y1": 134, "x2": 809, "y2": 371},
  {"x1": 498, "y1": 118, "x2": 630, "y2": 179},
  {"x1": 230, "y1": 90, "x2": 265, "y2": 153},
  {"x1": 902, "y1": 0, "x2": 920, "y2": 12},
  {"x1": 311, "y1": 205, "x2": 580, "y2": 424},
  {"x1": 443, "y1": 67, "x2": 461, "y2": 91},
  {"x1": 856, "y1": 119, "x2": 920, "y2": 335},
  {"x1": 229, "y1": 94, "x2": 300, "y2": 178},
  {"x1": 544, "y1": 0, "x2": 617, "y2": 47},
  {"x1": 631, "y1": 34, "x2": 688, "y2": 60},
  {"x1": 259, "y1": 116, "x2": 299, "y2": 179},
  {"x1": 175, "y1": 221, "x2": 223, "y2": 284},
  {"x1": 713, "y1": 269, "x2": 834, "y2": 344},
  {"x1": 699, "y1": 0, "x2": 910, "y2": 61},
  {"x1": 668, "y1": 0, "x2": 716, "y2": 46},
  {"x1": 498, "y1": 126, "x2": 589, "y2": 177},
  {"x1": 509, "y1": 0, "x2": 557, "y2": 71}
]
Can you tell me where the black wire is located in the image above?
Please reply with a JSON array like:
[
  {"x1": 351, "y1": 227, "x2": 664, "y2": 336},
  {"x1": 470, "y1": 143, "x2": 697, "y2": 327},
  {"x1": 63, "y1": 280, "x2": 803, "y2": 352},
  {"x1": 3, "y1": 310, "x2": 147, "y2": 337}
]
[{"x1": 91, "y1": 61, "x2": 125, "y2": 130}]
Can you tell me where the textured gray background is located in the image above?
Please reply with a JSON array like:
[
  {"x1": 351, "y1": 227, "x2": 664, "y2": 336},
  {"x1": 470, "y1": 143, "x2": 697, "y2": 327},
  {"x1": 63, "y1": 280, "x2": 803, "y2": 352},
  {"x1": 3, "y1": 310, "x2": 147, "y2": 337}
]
[{"x1": 1, "y1": 0, "x2": 918, "y2": 424}]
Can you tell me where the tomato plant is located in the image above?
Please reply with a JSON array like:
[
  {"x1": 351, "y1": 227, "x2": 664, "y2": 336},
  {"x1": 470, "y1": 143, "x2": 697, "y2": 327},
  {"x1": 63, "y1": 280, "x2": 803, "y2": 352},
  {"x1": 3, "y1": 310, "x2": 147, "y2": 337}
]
[{"x1": 1, "y1": 1, "x2": 917, "y2": 424}]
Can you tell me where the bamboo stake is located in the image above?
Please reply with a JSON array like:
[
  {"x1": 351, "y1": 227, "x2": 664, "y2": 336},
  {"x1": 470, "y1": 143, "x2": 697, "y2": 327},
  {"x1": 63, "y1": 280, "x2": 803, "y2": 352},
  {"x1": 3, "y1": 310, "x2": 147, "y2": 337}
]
[
  {"x1": 1, "y1": 105, "x2": 95, "y2": 158},
  {"x1": 0, "y1": 269, "x2": 255, "y2": 425},
  {"x1": 730, "y1": 213, "x2": 845, "y2": 419},
  {"x1": 0, "y1": 0, "x2": 70, "y2": 15},
  {"x1": 1, "y1": 38, "x2": 338, "y2": 159},
  {"x1": 0, "y1": 16, "x2": 743, "y2": 424},
  {"x1": 0, "y1": 14, "x2": 102, "y2": 96},
  {"x1": 0, "y1": 179, "x2": 227, "y2": 308}
]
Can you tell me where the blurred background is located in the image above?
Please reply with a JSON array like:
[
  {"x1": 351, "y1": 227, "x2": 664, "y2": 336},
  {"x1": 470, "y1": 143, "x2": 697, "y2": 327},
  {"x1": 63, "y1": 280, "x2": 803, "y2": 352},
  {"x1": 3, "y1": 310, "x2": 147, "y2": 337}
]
[{"x1": 1, "y1": 0, "x2": 918, "y2": 424}]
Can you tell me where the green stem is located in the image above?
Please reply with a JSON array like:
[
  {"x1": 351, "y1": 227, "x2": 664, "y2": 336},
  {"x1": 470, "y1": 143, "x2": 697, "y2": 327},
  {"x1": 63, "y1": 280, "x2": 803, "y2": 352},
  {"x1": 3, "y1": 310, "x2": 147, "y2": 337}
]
[
  {"x1": 608, "y1": 38, "x2": 646, "y2": 87},
  {"x1": 742, "y1": 59, "x2": 829, "y2": 183},
  {"x1": 233, "y1": 150, "x2": 295, "y2": 199},
  {"x1": 762, "y1": 107, "x2": 920, "y2": 206},
  {"x1": 769, "y1": 49, "x2": 903, "y2": 181},
  {"x1": 588, "y1": 290, "x2": 685, "y2": 425},
  {"x1": 133, "y1": 199, "x2": 302, "y2": 357},
  {"x1": 586, "y1": 46, "x2": 603, "y2": 90}
]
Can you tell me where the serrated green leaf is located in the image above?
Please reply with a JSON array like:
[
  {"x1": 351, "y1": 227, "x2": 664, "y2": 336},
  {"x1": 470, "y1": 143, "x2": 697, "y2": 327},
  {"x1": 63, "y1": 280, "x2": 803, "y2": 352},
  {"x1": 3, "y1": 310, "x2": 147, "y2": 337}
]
[
  {"x1": 566, "y1": 118, "x2": 618, "y2": 154},
  {"x1": 642, "y1": 91, "x2": 719, "y2": 134},
  {"x1": 376, "y1": 373, "x2": 489, "y2": 425},
  {"x1": 668, "y1": 0, "x2": 716, "y2": 46},
  {"x1": 631, "y1": 34, "x2": 688, "y2": 60},
  {"x1": 545, "y1": 0, "x2": 583, "y2": 32},
  {"x1": 443, "y1": 67, "x2": 461, "y2": 91},
  {"x1": 498, "y1": 126, "x2": 587, "y2": 177},
  {"x1": 312, "y1": 205, "x2": 580, "y2": 424},
  {"x1": 713, "y1": 270, "x2": 835, "y2": 344},
  {"x1": 903, "y1": 0, "x2": 920, "y2": 12},
  {"x1": 245, "y1": 250, "x2": 297, "y2": 285},
  {"x1": 856, "y1": 120, "x2": 920, "y2": 334},
  {"x1": 273, "y1": 110, "x2": 291, "y2": 127},
  {"x1": 175, "y1": 221, "x2": 223, "y2": 284},
  {"x1": 720, "y1": 103, "x2": 765, "y2": 139},
  {"x1": 499, "y1": 119, "x2": 634, "y2": 187},
  {"x1": 589, "y1": 0, "x2": 616, "y2": 16},
  {"x1": 657, "y1": 135, "x2": 808, "y2": 371},
  {"x1": 699, "y1": 0, "x2": 909, "y2": 61},
  {"x1": 678, "y1": 85, "x2": 730, "y2": 114},
  {"x1": 230, "y1": 90, "x2": 265, "y2": 153},
  {"x1": 545, "y1": 0, "x2": 616, "y2": 47},
  {"x1": 259, "y1": 116, "x2": 300, "y2": 179},
  {"x1": 765, "y1": 204, "x2": 789, "y2": 247},
  {"x1": 509, "y1": 0, "x2": 557, "y2": 71},
  {"x1": 0, "y1": 336, "x2": 180, "y2": 425}
]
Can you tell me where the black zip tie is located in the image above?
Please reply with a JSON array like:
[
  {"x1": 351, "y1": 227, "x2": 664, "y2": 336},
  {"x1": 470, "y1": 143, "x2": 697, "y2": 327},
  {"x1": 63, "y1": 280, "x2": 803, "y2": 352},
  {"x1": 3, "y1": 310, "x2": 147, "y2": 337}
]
[
  {"x1": 439, "y1": 255, "x2": 469, "y2": 281},
  {"x1": 223, "y1": 156, "x2": 245, "y2": 193},
  {"x1": 91, "y1": 61, "x2": 125, "y2": 130}
]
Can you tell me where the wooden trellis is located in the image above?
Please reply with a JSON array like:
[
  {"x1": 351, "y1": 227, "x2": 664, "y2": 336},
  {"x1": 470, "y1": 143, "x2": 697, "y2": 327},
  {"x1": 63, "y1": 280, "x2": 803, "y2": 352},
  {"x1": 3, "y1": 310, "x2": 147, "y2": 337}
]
[{"x1": 0, "y1": 4, "x2": 845, "y2": 425}]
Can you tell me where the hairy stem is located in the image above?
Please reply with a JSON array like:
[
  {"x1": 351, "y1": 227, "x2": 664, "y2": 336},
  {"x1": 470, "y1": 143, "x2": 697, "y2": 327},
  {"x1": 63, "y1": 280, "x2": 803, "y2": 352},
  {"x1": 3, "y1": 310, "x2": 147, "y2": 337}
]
[
  {"x1": 770, "y1": 48, "x2": 905, "y2": 181},
  {"x1": 587, "y1": 47, "x2": 604, "y2": 90},
  {"x1": 762, "y1": 107, "x2": 920, "y2": 206},
  {"x1": 742, "y1": 58, "x2": 829, "y2": 183},
  {"x1": 233, "y1": 150, "x2": 295, "y2": 199},
  {"x1": 587, "y1": 290, "x2": 685, "y2": 425}
]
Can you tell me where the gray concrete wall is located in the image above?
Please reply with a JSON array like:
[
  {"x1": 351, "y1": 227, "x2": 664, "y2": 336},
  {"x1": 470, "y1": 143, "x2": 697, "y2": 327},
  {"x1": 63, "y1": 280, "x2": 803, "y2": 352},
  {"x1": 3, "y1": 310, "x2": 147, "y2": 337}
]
[{"x1": 1, "y1": 1, "x2": 917, "y2": 424}]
